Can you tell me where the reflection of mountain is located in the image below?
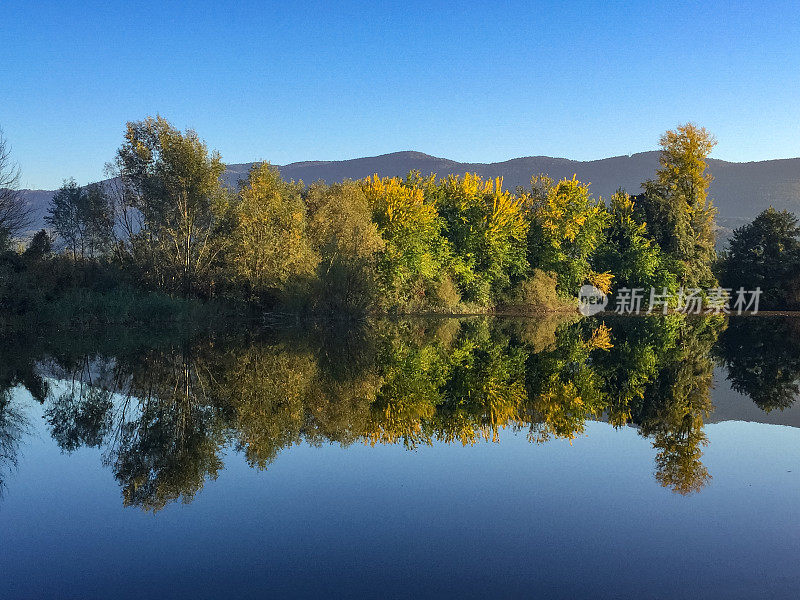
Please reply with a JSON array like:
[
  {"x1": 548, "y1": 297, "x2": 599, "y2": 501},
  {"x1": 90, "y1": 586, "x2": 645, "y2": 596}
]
[
  {"x1": 708, "y1": 367, "x2": 800, "y2": 427},
  {"x1": 1, "y1": 314, "x2": 798, "y2": 509}
]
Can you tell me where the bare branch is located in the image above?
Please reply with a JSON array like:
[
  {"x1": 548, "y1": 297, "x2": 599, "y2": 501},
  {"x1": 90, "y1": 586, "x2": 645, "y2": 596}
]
[{"x1": 0, "y1": 128, "x2": 32, "y2": 242}]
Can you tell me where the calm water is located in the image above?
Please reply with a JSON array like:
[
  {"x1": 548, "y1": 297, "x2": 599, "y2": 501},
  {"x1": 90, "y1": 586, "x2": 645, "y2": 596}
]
[{"x1": 1, "y1": 315, "x2": 800, "y2": 599}]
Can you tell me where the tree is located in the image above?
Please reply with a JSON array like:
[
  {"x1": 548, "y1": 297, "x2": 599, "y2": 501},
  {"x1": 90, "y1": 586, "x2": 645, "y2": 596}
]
[
  {"x1": 720, "y1": 207, "x2": 800, "y2": 309},
  {"x1": 83, "y1": 183, "x2": 115, "y2": 257},
  {"x1": 23, "y1": 229, "x2": 52, "y2": 261},
  {"x1": 526, "y1": 175, "x2": 611, "y2": 295},
  {"x1": 46, "y1": 180, "x2": 114, "y2": 260},
  {"x1": 636, "y1": 124, "x2": 717, "y2": 288},
  {"x1": 431, "y1": 173, "x2": 529, "y2": 303},
  {"x1": 232, "y1": 162, "x2": 318, "y2": 302},
  {"x1": 630, "y1": 315, "x2": 721, "y2": 495},
  {"x1": 361, "y1": 175, "x2": 452, "y2": 310},
  {"x1": 0, "y1": 128, "x2": 31, "y2": 250},
  {"x1": 305, "y1": 180, "x2": 384, "y2": 312},
  {"x1": 715, "y1": 317, "x2": 800, "y2": 411},
  {"x1": 114, "y1": 115, "x2": 232, "y2": 296},
  {"x1": 47, "y1": 179, "x2": 84, "y2": 258},
  {"x1": 593, "y1": 190, "x2": 676, "y2": 292}
]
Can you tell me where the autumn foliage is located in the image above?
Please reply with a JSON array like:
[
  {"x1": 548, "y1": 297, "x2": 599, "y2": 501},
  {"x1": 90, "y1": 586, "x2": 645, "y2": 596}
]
[{"x1": 3, "y1": 118, "x2": 729, "y2": 316}]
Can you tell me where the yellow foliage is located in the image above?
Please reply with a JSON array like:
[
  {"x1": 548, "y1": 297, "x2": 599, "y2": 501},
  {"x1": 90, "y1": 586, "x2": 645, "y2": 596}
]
[
  {"x1": 361, "y1": 175, "x2": 437, "y2": 230},
  {"x1": 234, "y1": 163, "x2": 318, "y2": 291},
  {"x1": 537, "y1": 177, "x2": 605, "y2": 245},
  {"x1": 587, "y1": 323, "x2": 613, "y2": 351},
  {"x1": 588, "y1": 271, "x2": 614, "y2": 294}
]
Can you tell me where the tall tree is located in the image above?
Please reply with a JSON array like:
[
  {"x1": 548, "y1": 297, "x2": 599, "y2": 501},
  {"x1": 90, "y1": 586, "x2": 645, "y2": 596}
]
[
  {"x1": 114, "y1": 116, "x2": 232, "y2": 296},
  {"x1": 636, "y1": 123, "x2": 717, "y2": 288},
  {"x1": 361, "y1": 175, "x2": 452, "y2": 310},
  {"x1": 431, "y1": 173, "x2": 529, "y2": 303},
  {"x1": 526, "y1": 175, "x2": 610, "y2": 295},
  {"x1": 83, "y1": 183, "x2": 115, "y2": 257},
  {"x1": 231, "y1": 162, "x2": 318, "y2": 302},
  {"x1": 305, "y1": 180, "x2": 384, "y2": 312},
  {"x1": 47, "y1": 179, "x2": 84, "y2": 259},
  {"x1": 0, "y1": 128, "x2": 31, "y2": 250}
]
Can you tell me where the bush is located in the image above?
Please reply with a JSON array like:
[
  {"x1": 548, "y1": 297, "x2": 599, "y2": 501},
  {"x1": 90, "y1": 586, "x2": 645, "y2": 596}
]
[
  {"x1": 430, "y1": 275, "x2": 462, "y2": 310},
  {"x1": 508, "y1": 269, "x2": 570, "y2": 312}
]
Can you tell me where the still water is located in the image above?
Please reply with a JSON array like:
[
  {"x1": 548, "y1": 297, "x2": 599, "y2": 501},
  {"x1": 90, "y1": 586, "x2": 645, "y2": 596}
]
[{"x1": 1, "y1": 315, "x2": 800, "y2": 599}]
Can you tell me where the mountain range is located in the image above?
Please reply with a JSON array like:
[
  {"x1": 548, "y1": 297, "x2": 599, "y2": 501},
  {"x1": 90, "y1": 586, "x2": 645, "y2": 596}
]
[{"x1": 17, "y1": 150, "x2": 800, "y2": 246}]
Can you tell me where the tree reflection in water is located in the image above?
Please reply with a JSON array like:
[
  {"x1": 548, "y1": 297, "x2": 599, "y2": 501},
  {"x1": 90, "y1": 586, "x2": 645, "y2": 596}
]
[{"x1": 1, "y1": 314, "x2": 798, "y2": 510}]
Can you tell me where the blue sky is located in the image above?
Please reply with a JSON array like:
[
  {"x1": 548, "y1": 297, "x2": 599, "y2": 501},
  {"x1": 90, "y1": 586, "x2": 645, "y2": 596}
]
[{"x1": 2, "y1": 0, "x2": 800, "y2": 189}]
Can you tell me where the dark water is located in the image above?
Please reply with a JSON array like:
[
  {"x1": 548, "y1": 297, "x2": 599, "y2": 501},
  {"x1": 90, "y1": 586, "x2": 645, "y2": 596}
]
[{"x1": 1, "y1": 315, "x2": 800, "y2": 599}]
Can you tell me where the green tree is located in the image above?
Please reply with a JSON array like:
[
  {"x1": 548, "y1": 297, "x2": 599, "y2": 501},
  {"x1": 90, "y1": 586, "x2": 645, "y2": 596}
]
[
  {"x1": 114, "y1": 115, "x2": 232, "y2": 296},
  {"x1": 720, "y1": 207, "x2": 800, "y2": 309},
  {"x1": 232, "y1": 162, "x2": 318, "y2": 302},
  {"x1": 361, "y1": 175, "x2": 452, "y2": 311},
  {"x1": 630, "y1": 316, "x2": 722, "y2": 494},
  {"x1": 526, "y1": 176, "x2": 610, "y2": 295},
  {"x1": 594, "y1": 190, "x2": 676, "y2": 292},
  {"x1": 305, "y1": 180, "x2": 384, "y2": 312},
  {"x1": 46, "y1": 179, "x2": 114, "y2": 260},
  {"x1": 636, "y1": 123, "x2": 717, "y2": 288},
  {"x1": 47, "y1": 180, "x2": 83, "y2": 258},
  {"x1": 83, "y1": 183, "x2": 115, "y2": 257},
  {"x1": 23, "y1": 230, "x2": 52, "y2": 261},
  {"x1": 431, "y1": 173, "x2": 529, "y2": 303},
  {"x1": 715, "y1": 317, "x2": 800, "y2": 411}
]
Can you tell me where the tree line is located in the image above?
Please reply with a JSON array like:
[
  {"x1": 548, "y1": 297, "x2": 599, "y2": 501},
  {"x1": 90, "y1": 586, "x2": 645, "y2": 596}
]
[{"x1": 2, "y1": 117, "x2": 799, "y2": 315}]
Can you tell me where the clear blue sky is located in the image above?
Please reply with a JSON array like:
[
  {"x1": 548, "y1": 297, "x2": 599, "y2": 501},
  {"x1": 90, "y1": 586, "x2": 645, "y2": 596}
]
[{"x1": 2, "y1": 0, "x2": 800, "y2": 189}]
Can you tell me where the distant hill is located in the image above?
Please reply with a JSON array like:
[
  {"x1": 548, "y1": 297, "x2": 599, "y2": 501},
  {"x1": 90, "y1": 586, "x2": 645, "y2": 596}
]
[{"x1": 17, "y1": 150, "x2": 800, "y2": 245}]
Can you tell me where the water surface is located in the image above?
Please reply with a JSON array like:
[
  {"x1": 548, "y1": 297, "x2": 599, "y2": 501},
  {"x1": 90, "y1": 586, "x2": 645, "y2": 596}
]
[{"x1": 1, "y1": 316, "x2": 799, "y2": 599}]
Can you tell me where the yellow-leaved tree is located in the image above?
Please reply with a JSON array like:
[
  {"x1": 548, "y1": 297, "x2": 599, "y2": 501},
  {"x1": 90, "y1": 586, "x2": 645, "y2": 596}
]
[
  {"x1": 232, "y1": 163, "x2": 318, "y2": 303},
  {"x1": 361, "y1": 175, "x2": 451, "y2": 310},
  {"x1": 637, "y1": 123, "x2": 718, "y2": 288},
  {"x1": 527, "y1": 175, "x2": 611, "y2": 295},
  {"x1": 433, "y1": 173, "x2": 529, "y2": 304}
]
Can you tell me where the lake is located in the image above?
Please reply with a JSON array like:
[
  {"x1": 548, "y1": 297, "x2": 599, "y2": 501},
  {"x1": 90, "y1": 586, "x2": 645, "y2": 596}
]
[{"x1": 1, "y1": 315, "x2": 800, "y2": 599}]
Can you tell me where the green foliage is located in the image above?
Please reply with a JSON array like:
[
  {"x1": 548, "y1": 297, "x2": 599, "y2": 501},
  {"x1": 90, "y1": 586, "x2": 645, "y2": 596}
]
[
  {"x1": 24, "y1": 230, "x2": 52, "y2": 261},
  {"x1": 429, "y1": 173, "x2": 529, "y2": 303},
  {"x1": 114, "y1": 115, "x2": 233, "y2": 296},
  {"x1": 361, "y1": 175, "x2": 452, "y2": 311},
  {"x1": 5, "y1": 118, "x2": 754, "y2": 317},
  {"x1": 593, "y1": 190, "x2": 676, "y2": 292},
  {"x1": 231, "y1": 162, "x2": 318, "y2": 303},
  {"x1": 715, "y1": 317, "x2": 800, "y2": 411},
  {"x1": 47, "y1": 179, "x2": 114, "y2": 260},
  {"x1": 305, "y1": 180, "x2": 384, "y2": 313},
  {"x1": 8, "y1": 312, "x2": 782, "y2": 508},
  {"x1": 508, "y1": 268, "x2": 566, "y2": 312},
  {"x1": 526, "y1": 175, "x2": 610, "y2": 295},
  {"x1": 720, "y1": 207, "x2": 800, "y2": 309},
  {"x1": 0, "y1": 248, "x2": 243, "y2": 327}
]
